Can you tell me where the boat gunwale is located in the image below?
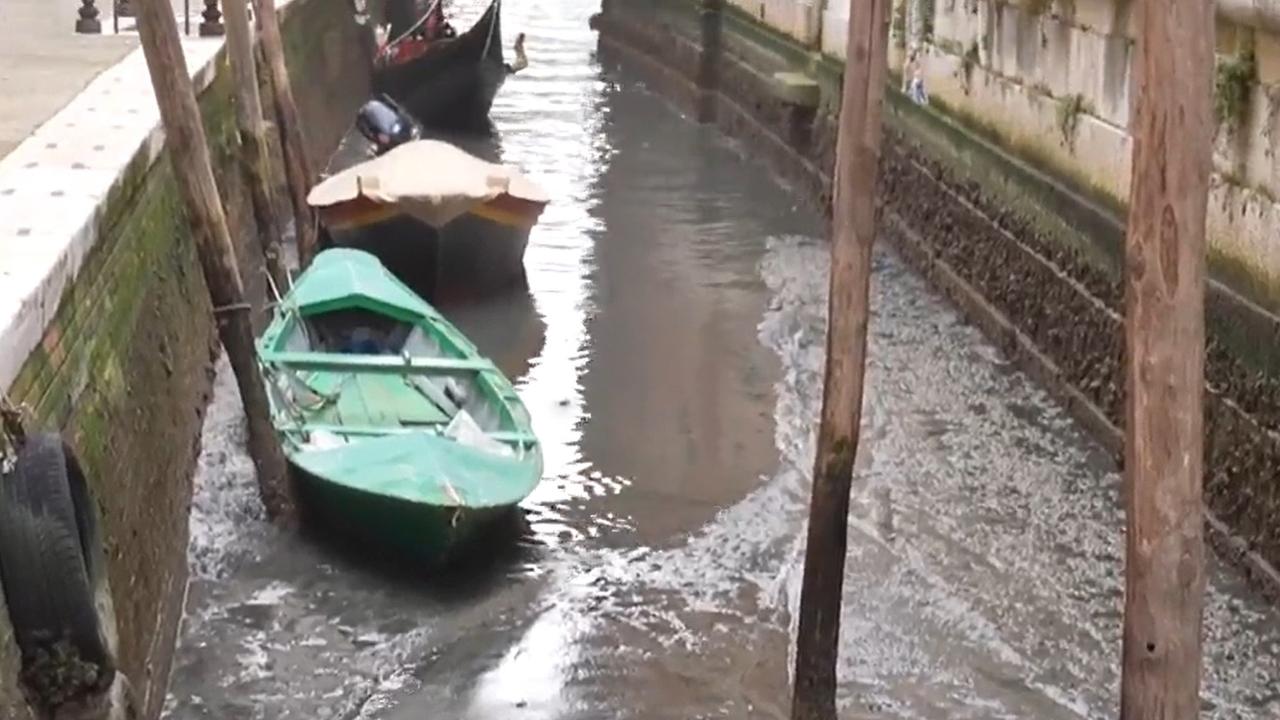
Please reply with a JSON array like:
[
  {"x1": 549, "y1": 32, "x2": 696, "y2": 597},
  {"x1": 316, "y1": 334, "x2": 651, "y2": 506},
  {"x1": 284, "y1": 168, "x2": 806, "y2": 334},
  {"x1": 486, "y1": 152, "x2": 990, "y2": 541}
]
[
  {"x1": 255, "y1": 250, "x2": 540, "y2": 471},
  {"x1": 373, "y1": 0, "x2": 504, "y2": 80}
]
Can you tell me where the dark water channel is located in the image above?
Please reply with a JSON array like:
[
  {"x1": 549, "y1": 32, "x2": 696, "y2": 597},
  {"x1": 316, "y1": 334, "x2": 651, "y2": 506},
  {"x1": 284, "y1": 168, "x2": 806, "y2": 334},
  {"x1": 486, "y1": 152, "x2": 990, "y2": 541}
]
[{"x1": 162, "y1": 0, "x2": 1280, "y2": 717}]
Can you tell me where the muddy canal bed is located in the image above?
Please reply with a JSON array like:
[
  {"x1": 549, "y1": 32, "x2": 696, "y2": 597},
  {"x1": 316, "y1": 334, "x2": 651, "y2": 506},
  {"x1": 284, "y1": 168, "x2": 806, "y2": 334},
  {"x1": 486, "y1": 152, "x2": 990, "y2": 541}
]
[{"x1": 162, "y1": 0, "x2": 1280, "y2": 717}]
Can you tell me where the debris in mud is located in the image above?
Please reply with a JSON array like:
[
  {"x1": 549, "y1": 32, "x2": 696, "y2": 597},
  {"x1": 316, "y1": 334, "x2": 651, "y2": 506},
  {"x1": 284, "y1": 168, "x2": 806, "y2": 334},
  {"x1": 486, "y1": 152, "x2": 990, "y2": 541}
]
[{"x1": 19, "y1": 639, "x2": 111, "y2": 710}]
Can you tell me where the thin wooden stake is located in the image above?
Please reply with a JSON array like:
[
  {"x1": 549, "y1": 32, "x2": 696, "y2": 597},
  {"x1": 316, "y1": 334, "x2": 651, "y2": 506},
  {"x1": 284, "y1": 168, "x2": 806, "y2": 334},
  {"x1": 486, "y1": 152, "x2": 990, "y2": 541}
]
[
  {"x1": 254, "y1": 0, "x2": 318, "y2": 268},
  {"x1": 1120, "y1": 0, "x2": 1212, "y2": 712},
  {"x1": 223, "y1": 0, "x2": 287, "y2": 287},
  {"x1": 133, "y1": 0, "x2": 296, "y2": 520},
  {"x1": 789, "y1": 0, "x2": 890, "y2": 717}
]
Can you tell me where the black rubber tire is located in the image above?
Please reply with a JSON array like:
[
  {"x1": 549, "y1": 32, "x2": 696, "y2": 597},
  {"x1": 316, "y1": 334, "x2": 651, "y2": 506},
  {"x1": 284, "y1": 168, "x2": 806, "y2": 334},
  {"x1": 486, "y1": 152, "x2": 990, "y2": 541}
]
[{"x1": 0, "y1": 433, "x2": 112, "y2": 671}]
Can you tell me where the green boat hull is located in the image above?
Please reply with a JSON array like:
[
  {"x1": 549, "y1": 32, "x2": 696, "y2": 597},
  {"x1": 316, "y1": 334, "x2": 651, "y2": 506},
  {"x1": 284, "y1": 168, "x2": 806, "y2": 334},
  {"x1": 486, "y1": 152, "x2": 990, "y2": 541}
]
[
  {"x1": 256, "y1": 248, "x2": 543, "y2": 561},
  {"x1": 293, "y1": 463, "x2": 515, "y2": 564}
]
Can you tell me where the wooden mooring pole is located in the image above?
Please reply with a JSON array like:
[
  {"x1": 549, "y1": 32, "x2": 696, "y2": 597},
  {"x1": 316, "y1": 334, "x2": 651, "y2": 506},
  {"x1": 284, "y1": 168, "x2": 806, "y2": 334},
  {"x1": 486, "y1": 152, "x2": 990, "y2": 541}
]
[
  {"x1": 254, "y1": 0, "x2": 319, "y2": 268},
  {"x1": 223, "y1": 0, "x2": 287, "y2": 287},
  {"x1": 789, "y1": 0, "x2": 890, "y2": 717},
  {"x1": 1119, "y1": 0, "x2": 1212, "y2": 712},
  {"x1": 133, "y1": 0, "x2": 296, "y2": 520}
]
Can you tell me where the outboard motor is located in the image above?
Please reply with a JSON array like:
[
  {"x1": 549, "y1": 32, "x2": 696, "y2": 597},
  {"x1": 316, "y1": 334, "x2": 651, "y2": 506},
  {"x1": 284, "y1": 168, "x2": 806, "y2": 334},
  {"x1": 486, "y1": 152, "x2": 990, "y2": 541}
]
[{"x1": 354, "y1": 96, "x2": 421, "y2": 155}]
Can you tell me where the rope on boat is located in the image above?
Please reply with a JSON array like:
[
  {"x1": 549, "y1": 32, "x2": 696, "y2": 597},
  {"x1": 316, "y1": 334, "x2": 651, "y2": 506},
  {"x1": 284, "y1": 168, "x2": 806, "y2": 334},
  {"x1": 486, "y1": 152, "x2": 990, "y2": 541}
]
[
  {"x1": 212, "y1": 302, "x2": 252, "y2": 315},
  {"x1": 384, "y1": 0, "x2": 444, "y2": 51},
  {"x1": 479, "y1": 0, "x2": 501, "y2": 66}
]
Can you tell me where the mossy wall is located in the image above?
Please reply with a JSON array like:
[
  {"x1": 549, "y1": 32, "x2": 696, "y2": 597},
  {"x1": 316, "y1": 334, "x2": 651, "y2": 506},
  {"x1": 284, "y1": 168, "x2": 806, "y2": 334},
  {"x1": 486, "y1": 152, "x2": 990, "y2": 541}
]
[{"x1": 0, "y1": 0, "x2": 371, "y2": 716}]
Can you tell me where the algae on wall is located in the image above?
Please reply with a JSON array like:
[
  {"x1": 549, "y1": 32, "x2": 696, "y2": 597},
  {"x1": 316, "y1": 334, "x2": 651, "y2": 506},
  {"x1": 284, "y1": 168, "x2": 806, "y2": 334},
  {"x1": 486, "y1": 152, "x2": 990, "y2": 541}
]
[{"x1": 0, "y1": 0, "x2": 373, "y2": 714}]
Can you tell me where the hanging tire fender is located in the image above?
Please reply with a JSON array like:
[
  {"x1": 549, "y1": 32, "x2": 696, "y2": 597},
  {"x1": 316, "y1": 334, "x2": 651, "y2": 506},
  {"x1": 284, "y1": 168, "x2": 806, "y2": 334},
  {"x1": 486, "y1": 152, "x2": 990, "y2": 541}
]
[{"x1": 0, "y1": 433, "x2": 116, "y2": 699}]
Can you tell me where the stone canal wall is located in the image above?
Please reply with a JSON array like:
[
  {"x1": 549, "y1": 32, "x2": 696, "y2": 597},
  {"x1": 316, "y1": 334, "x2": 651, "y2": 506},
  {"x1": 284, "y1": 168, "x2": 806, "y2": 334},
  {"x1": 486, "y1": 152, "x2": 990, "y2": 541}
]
[
  {"x1": 0, "y1": 0, "x2": 371, "y2": 716},
  {"x1": 593, "y1": 0, "x2": 1280, "y2": 595}
]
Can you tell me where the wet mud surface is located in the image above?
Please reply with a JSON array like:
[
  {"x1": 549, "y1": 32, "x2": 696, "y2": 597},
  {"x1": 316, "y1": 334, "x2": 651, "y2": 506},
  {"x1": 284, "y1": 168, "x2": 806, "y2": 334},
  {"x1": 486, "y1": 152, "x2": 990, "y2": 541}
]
[
  {"x1": 164, "y1": 1, "x2": 1280, "y2": 717},
  {"x1": 876, "y1": 133, "x2": 1280, "y2": 579}
]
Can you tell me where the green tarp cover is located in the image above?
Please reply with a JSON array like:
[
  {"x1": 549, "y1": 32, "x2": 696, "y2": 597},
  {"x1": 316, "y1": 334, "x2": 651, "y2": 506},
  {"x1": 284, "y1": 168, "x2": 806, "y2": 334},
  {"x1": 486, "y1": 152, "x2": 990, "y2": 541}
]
[{"x1": 288, "y1": 248, "x2": 434, "y2": 319}]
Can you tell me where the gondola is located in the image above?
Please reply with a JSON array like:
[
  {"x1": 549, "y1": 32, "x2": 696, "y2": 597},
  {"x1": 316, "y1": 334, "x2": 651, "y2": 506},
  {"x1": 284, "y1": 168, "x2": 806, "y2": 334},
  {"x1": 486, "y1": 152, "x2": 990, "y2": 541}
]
[{"x1": 372, "y1": 0, "x2": 509, "y2": 131}]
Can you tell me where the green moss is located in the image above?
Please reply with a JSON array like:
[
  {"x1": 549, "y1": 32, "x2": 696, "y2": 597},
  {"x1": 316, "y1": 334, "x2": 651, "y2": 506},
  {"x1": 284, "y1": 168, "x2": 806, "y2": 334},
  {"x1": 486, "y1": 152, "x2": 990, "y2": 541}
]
[
  {"x1": 1055, "y1": 93, "x2": 1093, "y2": 151},
  {"x1": 935, "y1": 37, "x2": 964, "y2": 56},
  {"x1": 1214, "y1": 49, "x2": 1256, "y2": 131},
  {"x1": 889, "y1": 87, "x2": 1126, "y2": 271},
  {"x1": 891, "y1": 2, "x2": 907, "y2": 49},
  {"x1": 1024, "y1": 0, "x2": 1053, "y2": 15},
  {"x1": 960, "y1": 40, "x2": 980, "y2": 94},
  {"x1": 1208, "y1": 241, "x2": 1280, "y2": 317},
  {"x1": 916, "y1": 90, "x2": 1124, "y2": 213}
]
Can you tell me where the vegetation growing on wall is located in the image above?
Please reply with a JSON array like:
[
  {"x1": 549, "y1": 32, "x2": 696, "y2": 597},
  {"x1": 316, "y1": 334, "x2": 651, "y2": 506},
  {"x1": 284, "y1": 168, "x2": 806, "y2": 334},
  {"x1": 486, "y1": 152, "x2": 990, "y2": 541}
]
[
  {"x1": 1056, "y1": 93, "x2": 1092, "y2": 151},
  {"x1": 960, "y1": 40, "x2": 980, "y2": 94},
  {"x1": 1025, "y1": 0, "x2": 1052, "y2": 15},
  {"x1": 1023, "y1": 0, "x2": 1075, "y2": 19},
  {"x1": 892, "y1": 1, "x2": 907, "y2": 49},
  {"x1": 1214, "y1": 49, "x2": 1256, "y2": 133},
  {"x1": 1264, "y1": 86, "x2": 1280, "y2": 157}
]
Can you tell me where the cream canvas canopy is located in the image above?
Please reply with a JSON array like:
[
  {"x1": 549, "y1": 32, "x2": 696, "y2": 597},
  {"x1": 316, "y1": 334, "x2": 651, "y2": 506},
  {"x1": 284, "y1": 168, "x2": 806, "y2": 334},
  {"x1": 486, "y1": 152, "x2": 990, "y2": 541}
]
[{"x1": 306, "y1": 139, "x2": 549, "y2": 228}]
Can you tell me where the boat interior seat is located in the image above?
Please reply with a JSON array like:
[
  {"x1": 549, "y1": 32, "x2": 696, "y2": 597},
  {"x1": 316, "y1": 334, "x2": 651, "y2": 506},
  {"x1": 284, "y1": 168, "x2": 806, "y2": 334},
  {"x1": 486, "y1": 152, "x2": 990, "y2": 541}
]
[
  {"x1": 281, "y1": 308, "x2": 512, "y2": 435},
  {"x1": 300, "y1": 309, "x2": 414, "y2": 355}
]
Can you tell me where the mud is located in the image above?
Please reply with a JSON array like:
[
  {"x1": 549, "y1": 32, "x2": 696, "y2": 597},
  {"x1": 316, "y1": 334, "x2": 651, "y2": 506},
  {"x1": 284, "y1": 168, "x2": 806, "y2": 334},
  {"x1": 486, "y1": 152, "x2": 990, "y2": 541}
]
[
  {"x1": 595, "y1": 0, "x2": 1280, "y2": 584},
  {"x1": 877, "y1": 134, "x2": 1280, "y2": 584}
]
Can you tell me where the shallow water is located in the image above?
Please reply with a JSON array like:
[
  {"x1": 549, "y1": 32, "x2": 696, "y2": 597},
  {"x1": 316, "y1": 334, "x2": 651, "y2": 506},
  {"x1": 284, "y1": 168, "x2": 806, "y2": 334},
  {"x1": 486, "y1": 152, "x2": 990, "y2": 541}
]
[{"x1": 162, "y1": 0, "x2": 1280, "y2": 717}]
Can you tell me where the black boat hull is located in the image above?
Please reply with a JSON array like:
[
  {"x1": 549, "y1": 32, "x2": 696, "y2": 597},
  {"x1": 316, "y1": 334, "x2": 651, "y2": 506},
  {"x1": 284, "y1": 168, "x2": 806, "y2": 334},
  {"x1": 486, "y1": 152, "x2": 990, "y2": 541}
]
[
  {"x1": 323, "y1": 213, "x2": 532, "y2": 304},
  {"x1": 373, "y1": 0, "x2": 506, "y2": 131}
]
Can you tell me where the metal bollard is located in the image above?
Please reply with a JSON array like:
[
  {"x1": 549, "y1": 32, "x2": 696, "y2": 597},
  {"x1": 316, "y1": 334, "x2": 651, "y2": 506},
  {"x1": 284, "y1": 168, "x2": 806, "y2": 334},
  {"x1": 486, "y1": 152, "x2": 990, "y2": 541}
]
[
  {"x1": 75, "y1": 0, "x2": 103, "y2": 33},
  {"x1": 200, "y1": 0, "x2": 225, "y2": 36}
]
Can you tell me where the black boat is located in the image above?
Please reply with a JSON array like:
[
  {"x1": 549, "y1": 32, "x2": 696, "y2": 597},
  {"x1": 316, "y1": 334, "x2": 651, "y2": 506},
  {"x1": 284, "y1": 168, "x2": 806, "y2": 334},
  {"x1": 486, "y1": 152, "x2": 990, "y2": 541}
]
[
  {"x1": 372, "y1": 0, "x2": 508, "y2": 131},
  {"x1": 314, "y1": 107, "x2": 548, "y2": 302}
]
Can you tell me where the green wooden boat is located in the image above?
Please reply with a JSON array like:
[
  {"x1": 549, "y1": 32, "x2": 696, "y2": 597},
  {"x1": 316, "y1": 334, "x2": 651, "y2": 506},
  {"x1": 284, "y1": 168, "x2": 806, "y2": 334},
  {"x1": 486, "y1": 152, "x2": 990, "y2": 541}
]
[{"x1": 255, "y1": 248, "x2": 542, "y2": 562}]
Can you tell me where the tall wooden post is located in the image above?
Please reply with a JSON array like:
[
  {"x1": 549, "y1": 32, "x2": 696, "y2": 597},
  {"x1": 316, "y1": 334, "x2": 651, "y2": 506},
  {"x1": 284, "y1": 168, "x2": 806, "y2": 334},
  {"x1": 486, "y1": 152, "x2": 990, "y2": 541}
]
[
  {"x1": 133, "y1": 0, "x2": 296, "y2": 520},
  {"x1": 789, "y1": 0, "x2": 890, "y2": 717},
  {"x1": 1119, "y1": 0, "x2": 1212, "y2": 713},
  {"x1": 254, "y1": 0, "x2": 319, "y2": 267},
  {"x1": 223, "y1": 0, "x2": 287, "y2": 287}
]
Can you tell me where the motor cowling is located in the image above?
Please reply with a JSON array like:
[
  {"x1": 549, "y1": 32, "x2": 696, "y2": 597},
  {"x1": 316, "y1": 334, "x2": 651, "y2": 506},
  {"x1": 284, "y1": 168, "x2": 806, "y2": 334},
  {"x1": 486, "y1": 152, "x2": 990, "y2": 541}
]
[{"x1": 354, "y1": 97, "x2": 421, "y2": 155}]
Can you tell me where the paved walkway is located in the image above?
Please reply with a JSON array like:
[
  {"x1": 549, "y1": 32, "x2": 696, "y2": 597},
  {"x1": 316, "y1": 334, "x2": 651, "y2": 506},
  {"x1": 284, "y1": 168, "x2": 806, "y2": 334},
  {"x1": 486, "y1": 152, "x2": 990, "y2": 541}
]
[
  {"x1": 0, "y1": 0, "x2": 242, "y2": 391},
  {"x1": 0, "y1": 0, "x2": 133, "y2": 158},
  {"x1": 0, "y1": 0, "x2": 205, "y2": 159}
]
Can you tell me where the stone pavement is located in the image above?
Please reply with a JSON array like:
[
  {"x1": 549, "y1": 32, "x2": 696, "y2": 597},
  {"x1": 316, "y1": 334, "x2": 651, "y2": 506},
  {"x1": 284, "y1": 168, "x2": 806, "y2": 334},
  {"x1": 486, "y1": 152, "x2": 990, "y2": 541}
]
[
  {"x1": 0, "y1": 0, "x2": 207, "y2": 159},
  {"x1": 0, "y1": 0, "x2": 135, "y2": 159},
  {"x1": 0, "y1": 0, "x2": 295, "y2": 390}
]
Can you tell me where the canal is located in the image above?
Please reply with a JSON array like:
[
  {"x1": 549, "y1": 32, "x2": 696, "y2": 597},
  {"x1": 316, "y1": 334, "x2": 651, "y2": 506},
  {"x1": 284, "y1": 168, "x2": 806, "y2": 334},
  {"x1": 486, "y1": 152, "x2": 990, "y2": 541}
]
[{"x1": 162, "y1": 0, "x2": 1280, "y2": 717}]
